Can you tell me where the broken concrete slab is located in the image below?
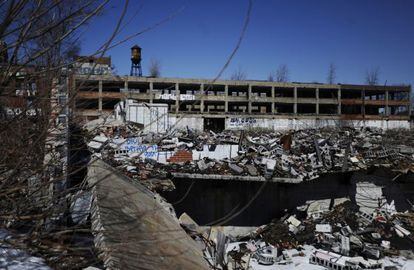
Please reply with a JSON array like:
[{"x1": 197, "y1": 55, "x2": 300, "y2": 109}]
[
  {"x1": 228, "y1": 163, "x2": 244, "y2": 174},
  {"x1": 87, "y1": 159, "x2": 209, "y2": 270}
]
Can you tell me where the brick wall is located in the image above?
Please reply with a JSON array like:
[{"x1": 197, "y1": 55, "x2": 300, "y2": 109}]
[{"x1": 167, "y1": 150, "x2": 193, "y2": 163}]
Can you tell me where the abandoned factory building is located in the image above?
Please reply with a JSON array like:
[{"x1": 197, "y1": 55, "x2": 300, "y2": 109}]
[{"x1": 71, "y1": 74, "x2": 411, "y2": 131}]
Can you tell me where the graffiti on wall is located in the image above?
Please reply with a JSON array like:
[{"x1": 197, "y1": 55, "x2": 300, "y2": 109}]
[
  {"x1": 228, "y1": 117, "x2": 257, "y2": 128},
  {"x1": 76, "y1": 63, "x2": 111, "y2": 75},
  {"x1": 120, "y1": 137, "x2": 158, "y2": 158},
  {"x1": 158, "y1": 94, "x2": 195, "y2": 100}
]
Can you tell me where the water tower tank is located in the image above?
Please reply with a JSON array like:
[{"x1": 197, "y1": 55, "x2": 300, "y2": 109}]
[{"x1": 131, "y1": 45, "x2": 141, "y2": 64}]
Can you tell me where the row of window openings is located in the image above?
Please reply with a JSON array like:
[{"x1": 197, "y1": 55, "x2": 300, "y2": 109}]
[
  {"x1": 85, "y1": 87, "x2": 410, "y2": 102},
  {"x1": 119, "y1": 88, "x2": 342, "y2": 98}
]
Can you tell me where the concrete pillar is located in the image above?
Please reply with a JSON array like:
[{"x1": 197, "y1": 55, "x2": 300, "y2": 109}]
[
  {"x1": 361, "y1": 90, "x2": 365, "y2": 117},
  {"x1": 149, "y1": 82, "x2": 153, "y2": 104},
  {"x1": 271, "y1": 86, "x2": 275, "y2": 113},
  {"x1": 337, "y1": 87, "x2": 341, "y2": 115},
  {"x1": 123, "y1": 80, "x2": 129, "y2": 100},
  {"x1": 124, "y1": 80, "x2": 128, "y2": 91},
  {"x1": 225, "y1": 85, "x2": 228, "y2": 113},
  {"x1": 175, "y1": 83, "x2": 179, "y2": 113},
  {"x1": 248, "y1": 84, "x2": 252, "y2": 113},
  {"x1": 98, "y1": 80, "x2": 102, "y2": 112},
  {"x1": 316, "y1": 88, "x2": 319, "y2": 115},
  {"x1": 385, "y1": 90, "x2": 389, "y2": 116},
  {"x1": 200, "y1": 84, "x2": 204, "y2": 113},
  {"x1": 293, "y1": 87, "x2": 297, "y2": 114}
]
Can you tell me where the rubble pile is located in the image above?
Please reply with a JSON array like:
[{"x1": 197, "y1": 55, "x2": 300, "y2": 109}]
[
  {"x1": 82, "y1": 122, "x2": 414, "y2": 269},
  {"x1": 182, "y1": 198, "x2": 414, "y2": 269},
  {"x1": 85, "y1": 125, "x2": 414, "y2": 185}
]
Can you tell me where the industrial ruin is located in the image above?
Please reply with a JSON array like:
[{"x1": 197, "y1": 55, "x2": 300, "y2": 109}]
[
  {"x1": 1, "y1": 41, "x2": 413, "y2": 269},
  {"x1": 0, "y1": 0, "x2": 414, "y2": 270},
  {"x1": 73, "y1": 73, "x2": 411, "y2": 131},
  {"x1": 57, "y1": 46, "x2": 414, "y2": 269},
  {"x1": 1, "y1": 6, "x2": 414, "y2": 268}
]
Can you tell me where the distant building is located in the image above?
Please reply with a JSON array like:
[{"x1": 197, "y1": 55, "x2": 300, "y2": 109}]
[
  {"x1": 0, "y1": 64, "x2": 47, "y2": 118},
  {"x1": 74, "y1": 56, "x2": 112, "y2": 76}
]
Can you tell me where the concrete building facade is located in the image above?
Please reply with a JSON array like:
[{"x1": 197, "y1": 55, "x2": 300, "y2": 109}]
[{"x1": 71, "y1": 74, "x2": 411, "y2": 131}]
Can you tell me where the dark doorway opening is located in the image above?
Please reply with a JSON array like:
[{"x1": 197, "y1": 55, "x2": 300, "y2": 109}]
[{"x1": 204, "y1": 117, "x2": 225, "y2": 132}]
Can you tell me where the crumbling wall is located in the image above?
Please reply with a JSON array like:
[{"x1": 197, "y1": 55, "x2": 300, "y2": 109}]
[
  {"x1": 162, "y1": 172, "x2": 354, "y2": 226},
  {"x1": 163, "y1": 170, "x2": 414, "y2": 226},
  {"x1": 221, "y1": 118, "x2": 410, "y2": 131}
]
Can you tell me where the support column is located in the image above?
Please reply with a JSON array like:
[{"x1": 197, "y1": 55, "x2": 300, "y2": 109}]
[
  {"x1": 385, "y1": 90, "x2": 389, "y2": 116},
  {"x1": 175, "y1": 83, "x2": 179, "y2": 114},
  {"x1": 124, "y1": 80, "x2": 128, "y2": 90},
  {"x1": 293, "y1": 87, "x2": 297, "y2": 114},
  {"x1": 98, "y1": 80, "x2": 102, "y2": 112},
  {"x1": 316, "y1": 88, "x2": 319, "y2": 115},
  {"x1": 248, "y1": 84, "x2": 252, "y2": 113},
  {"x1": 123, "y1": 80, "x2": 128, "y2": 99},
  {"x1": 337, "y1": 87, "x2": 341, "y2": 115},
  {"x1": 149, "y1": 82, "x2": 153, "y2": 103},
  {"x1": 225, "y1": 85, "x2": 228, "y2": 113},
  {"x1": 361, "y1": 90, "x2": 365, "y2": 118},
  {"x1": 200, "y1": 84, "x2": 204, "y2": 113},
  {"x1": 271, "y1": 86, "x2": 275, "y2": 113}
]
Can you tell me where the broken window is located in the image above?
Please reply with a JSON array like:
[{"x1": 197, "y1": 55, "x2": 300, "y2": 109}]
[
  {"x1": 204, "y1": 117, "x2": 225, "y2": 132},
  {"x1": 275, "y1": 103, "x2": 294, "y2": 113},
  {"x1": 297, "y1": 88, "x2": 315, "y2": 98},
  {"x1": 319, "y1": 88, "x2": 338, "y2": 99},
  {"x1": 275, "y1": 87, "x2": 294, "y2": 97},
  {"x1": 297, "y1": 104, "x2": 316, "y2": 114}
]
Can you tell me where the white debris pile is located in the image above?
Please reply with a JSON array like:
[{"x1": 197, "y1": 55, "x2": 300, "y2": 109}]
[
  {"x1": 180, "y1": 197, "x2": 414, "y2": 269},
  {"x1": 85, "y1": 125, "x2": 414, "y2": 183}
]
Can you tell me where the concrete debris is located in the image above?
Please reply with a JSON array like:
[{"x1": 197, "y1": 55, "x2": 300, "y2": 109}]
[
  {"x1": 246, "y1": 164, "x2": 258, "y2": 176},
  {"x1": 179, "y1": 212, "x2": 200, "y2": 233},
  {"x1": 81, "y1": 122, "x2": 414, "y2": 268},
  {"x1": 180, "y1": 197, "x2": 414, "y2": 269},
  {"x1": 286, "y1": 215, "x2": 301, "y2": 227},
  {"x1": 228, "y1": 163, "x2": 244, "y2": 174},
  {"x1": 356, "y1": 181, "x2": 384, "y2": 215},
  {"x1": 84, "y1": 125, "x2": 414, "y2": 188},
  {"x1": 315, "y1": 224, "x2": 332, "y2": 233}
]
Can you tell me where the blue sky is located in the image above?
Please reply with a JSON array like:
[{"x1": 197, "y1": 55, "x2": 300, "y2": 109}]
[{"x1": 81, "y1": 0, "x2": 414, "y2": 85}]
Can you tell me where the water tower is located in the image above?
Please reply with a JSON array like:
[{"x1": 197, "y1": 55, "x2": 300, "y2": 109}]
[{"x1": 130, "y1": 45, "x2": 142, "y2": 76}]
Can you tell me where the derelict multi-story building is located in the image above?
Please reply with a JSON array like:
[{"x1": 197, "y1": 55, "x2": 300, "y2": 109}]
[
  {"x1": 71, "y1": 74, "x2": 410, "y2": 131},
  {"x1": 70, "y1": 53, "x2": 411, "y2": 131}
]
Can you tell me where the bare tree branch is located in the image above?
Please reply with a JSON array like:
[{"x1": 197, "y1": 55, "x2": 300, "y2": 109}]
[
  {"x1": 230, "y1": 66, "x2": 247, "y2": 80},
  {"x1": 275, "y1": 64, "x2": 289, "y2": 82},
  {"x1": 148, "y1": 58, "x2": 161, "y2": 77},
  {"x1": 365, "y1": 66, "x2": 380, "y2": 85}
]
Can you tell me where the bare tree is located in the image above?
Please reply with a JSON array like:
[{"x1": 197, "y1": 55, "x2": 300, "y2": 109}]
[
  {"x1": 327, "y1": 62, "x2": 336, "y2": 84},
  {"x1": 268, "y1": 72, "x2": 274, "y2": 82},
  {"x1": 0, "y1": 0, "x2": 255, "y2": 268},
  {"x1": 0, "y1": 1, "x2": 118, "y2": 268},
  {"x1": 365, "y1": 67, "x2": 380, "y2": 85},
  {"x1": 230, "y1": 66, "x2": 247, "y2": 80},
  {"x1": 149, "y1": 58, "x2": 161, "y2": 77},
  {"x1": 275, "y1": 64, "x2": 289, "y2": 82}
]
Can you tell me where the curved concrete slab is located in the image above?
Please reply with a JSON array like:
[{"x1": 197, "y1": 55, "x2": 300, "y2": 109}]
[{"x1": 87, "y1": 159, "x2": 208, "y2": 270}]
